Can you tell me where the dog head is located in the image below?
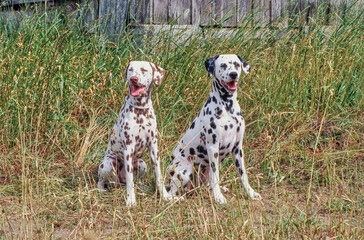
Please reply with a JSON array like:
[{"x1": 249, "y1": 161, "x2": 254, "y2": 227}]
[
  {"x1": 205, "y1": 54, "x2": 250, "y2": 94},
  {"x1": 124, "y1": 61, "x2": 165, "y2": 97}
]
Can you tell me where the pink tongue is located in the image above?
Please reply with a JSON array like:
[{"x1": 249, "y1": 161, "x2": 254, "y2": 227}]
[
  {"x1": 227, "y1": 81, "x2": 237, "y2": 90},
  {"x1": 130, "y1": 85, "x2": 146, "y2": 97}
]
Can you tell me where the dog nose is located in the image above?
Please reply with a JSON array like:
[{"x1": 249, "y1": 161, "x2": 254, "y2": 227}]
[
  {"x1": 229, "y1": 72, "x2": 238, "y2": 79},
  {"x1": 130, "y1": 76, "x2": 138, "y2": 82}
]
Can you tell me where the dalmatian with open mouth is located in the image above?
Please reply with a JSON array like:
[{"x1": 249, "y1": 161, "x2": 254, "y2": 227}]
[
  {"x1": 98, "y1": 61, "x2": 173, "y2": 206},
  {"x1": 166, "y1": 54, "x2": 262, "y2": 204}
]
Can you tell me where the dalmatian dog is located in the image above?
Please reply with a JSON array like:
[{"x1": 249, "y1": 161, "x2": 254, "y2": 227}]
[
  {"x1": 98, "y1": 61, "x2": 173, "y2": 206},
  {"x1": 166, "y1": 54, "x2": 262, "y2": 204}
]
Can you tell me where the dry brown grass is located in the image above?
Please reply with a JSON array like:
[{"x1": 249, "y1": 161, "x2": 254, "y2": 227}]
[{"x1": 1, "y1": 5, "x2": 363, "y2": 239}]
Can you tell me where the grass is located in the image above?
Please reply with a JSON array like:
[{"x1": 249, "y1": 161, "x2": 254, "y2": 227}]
[{"x1": 0, "y1": 3, "x2": 363, "y2": 239}]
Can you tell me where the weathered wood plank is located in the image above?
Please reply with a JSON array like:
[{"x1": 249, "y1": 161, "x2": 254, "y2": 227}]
[
  {"x1": 82, "y1": 0, "x2": 98, "y2": 21},
  {"x1": 215, "y1": 0, "x2": 237, "y2": 26},
  {"x1": 99, "y1": 0, "x2": 128, "y2": 39},
  {"x1": 253, "y1": 0, "x2": 270, "y2": 26},
  {"x1": 1, "y1": 0, "x2": 51, "y2": 7},
  {"x1": 2, "y1": 0, "x2": 354, "y2": 32},
  {"x1": 68, "y1": 0, "x2": 99, "y2": 33},
  {"x1": 129, "y1": 0, "x2": 152, "y2": 24},
  {"x1": 277, "y1": 0, "x2": 291, "y2": 28},
  {"x1": 307, "y1": 0, "x2": 319, "y2": 23},
  {"x1": 153, "y1": 0, "x2": 169, "y2": 24},
  {"x1": 199, "y1": 0, "x2": 215, "y2": 26},
  {"x1": 288, "y1": 0, "x2": 306, "y2": 15},
  {"x1": 198, "y1": 0, "x2": 239, "y2": 27},
  {"x1": 168, "y1": 0, "x2": 191, "y2": 24},
  {"x1": 237, "y1": 0, "x2": 252, "y2": 24},
  {"x1": 271, "y1": 0, "x2": 283, "y2": 21},
  {"x1": 280, "y1": 0, "x2": 291, "y2": 18},
  {"x1": 287, "y1": 0, "x2": 307, "y2": 26},
  {"x1": 191, "y1": 0, "x2": 201, "y2": 25}
]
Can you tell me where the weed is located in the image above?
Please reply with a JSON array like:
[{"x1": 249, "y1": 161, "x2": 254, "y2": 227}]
[{"x1": 0, "y1": 3, "x2": 363, "y2": 239}]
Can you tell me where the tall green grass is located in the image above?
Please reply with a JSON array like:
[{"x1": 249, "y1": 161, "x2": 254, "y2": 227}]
[{"x1": 0, "y1": 3, "x2": 363, "y2": 239}]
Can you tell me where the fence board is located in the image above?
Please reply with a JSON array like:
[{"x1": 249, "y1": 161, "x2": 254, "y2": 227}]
[
  {"x1": 287, "y1": 0, "x2": 307, "y2": 26},
  {"x1": 153, "y1": 0, "x2": 168, "y2": 24},
  {"x1": 215, "y1": 0, "x2": 238, "y2": 26},
  {"x1": 280, "y1": 0, "x2": 291, "y2": 18},
  {"x1": 168, "y1": 0, "x2": 191, "y2": 24},
  {"x1": 77, "y1": 0, "x2": 98, "y2": 30},
  {"x1": 2, "y1": 0, "x2": 353, "y2": 36},
  {"x1": 199, "y1": 0, "x2": 215, "y2": 26},
  {"x1": 307, "y1": 0, "x2": 319, "y2": 23},
  {"x1": 129, "y1": 0, "x2": 151, "y2": 24},
  {"x1": 253, "y1": 0, "x2": 270, "y2": 25},
  {"x1": 99, "y1": 0, "x2": 128, "y2": 38},
  {"x1": 191, "y1": 0, "x2": 201, "y2": 25},
  {"x1": 198, "y1": 0, "x2": 239, "y2": 27},
  {"x1": 271, "y1": 0, "x2": 282, "y2": 21},
  {"x1": 1, "y1": 0, "x2": 51, "y2": 7},
  {"x1": 237, "y1": 0, "x2": 252, "y2": 23}
]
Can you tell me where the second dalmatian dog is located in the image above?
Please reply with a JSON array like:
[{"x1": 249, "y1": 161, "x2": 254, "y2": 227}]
[
  {"x1": 98, "y1": 61, "x2": 173, "y2": 206},
  {"x1": 167, "y1": 54, "x2": 262, "y2": 204}
]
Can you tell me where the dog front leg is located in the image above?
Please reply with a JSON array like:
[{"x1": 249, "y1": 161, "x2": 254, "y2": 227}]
[
  {"x1": 98, "y1": 147, "x2": 119, "y2": 192},
  {"x1": 149, "y1": 141, "x2": 173, "y2": 201},
  {"x1": 207, "y1": 145, "x2": 227, "y2": 204},
  {"x1": 232, "y1": 146, "x2": 261, "y2": 200},
  {"x1": 124, "y1": 149, "x2": 136, "y2": 206}
]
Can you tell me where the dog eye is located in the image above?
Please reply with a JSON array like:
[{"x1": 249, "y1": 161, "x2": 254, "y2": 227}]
[
  {"x1": 234, "y1": 62, "x2": 240, "y2": 68},
  {"x1": 220, "y1": 63, "x2": 227, "y2": 69},
  {"x1": 141, "y1": 68, "x2": 148, "y2": 74}
]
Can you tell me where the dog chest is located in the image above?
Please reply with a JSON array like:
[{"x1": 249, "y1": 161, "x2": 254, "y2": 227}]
[{"x1": 110, "y1": 110, "x2": 156, "y2": 151}]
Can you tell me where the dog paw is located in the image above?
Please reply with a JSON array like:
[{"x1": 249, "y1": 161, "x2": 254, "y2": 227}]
[
  {"x1": 162, "y1": 192, "x2": 173, "y2": 201},
  {"x1": 163, "y1": 193, "x2": 184, "y2": 202},
  {"x1": 98, "y1": 189, "x2": 107, "y2": 194},
  {"x1": 221, "y1": 186, "x2": 229, "y2": 193},
  {"x1": 98, "y1": 183, "x2": 107, "y2": 193},
  {"x1": 250, "y1": 191, "x2": 262, "y2": 200},
  {"x1": 126, "y1": 196, "x2": 137, "y2": 207},
  {"x1": 214, "y1": 193, "x2": 227, "y2": 204}
]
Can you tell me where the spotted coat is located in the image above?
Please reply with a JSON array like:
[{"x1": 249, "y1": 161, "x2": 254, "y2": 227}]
[
  {"x1": 98, "y1": 61, "x2": 173, "y2": 207},
  {"x1": 166, "y1": 54, "x2": 262, "y2": 204}
]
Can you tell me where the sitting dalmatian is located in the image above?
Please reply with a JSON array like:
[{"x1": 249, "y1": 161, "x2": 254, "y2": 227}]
[
  {"x1": 166, "y1": 54, "x2": 262, "y2": 204},
  {"x1": 98, "y1": 61, "x2": 173, "y2": 206}
]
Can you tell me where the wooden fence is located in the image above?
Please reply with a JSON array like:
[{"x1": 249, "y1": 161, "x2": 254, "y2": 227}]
[
  {"x1": 98, "y1": 0, "x2": 358, "y2": 37},
  {"x1": 98, "y1": 0, "x2": 354, "y2": 26},
  {"x1": 1, "y1": 0, "x2": 361, "y2": 36}
]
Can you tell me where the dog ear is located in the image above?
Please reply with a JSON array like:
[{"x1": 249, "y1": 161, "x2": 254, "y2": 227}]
[
  {"x1": 236, "y1": 55, "x2": 250, "y2": 74},
  {"x1": 149, "y1": 63, "x2": 165, "y2": 85},
  {"x1": 124, "y1": 64, "x2": 130, "y2": 83},
  {"x1": 205, "y1": 55, "x2": 219, "y2": 77}
]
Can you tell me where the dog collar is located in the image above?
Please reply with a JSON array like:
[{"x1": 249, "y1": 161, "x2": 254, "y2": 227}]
[{"x1": 124, "y1": 97, "x2": 152, "y2": 110}]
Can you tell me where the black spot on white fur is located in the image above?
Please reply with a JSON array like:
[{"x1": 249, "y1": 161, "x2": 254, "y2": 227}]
[{"x1": 167, "y1": 54, "x2": 261, "y2": 203}]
